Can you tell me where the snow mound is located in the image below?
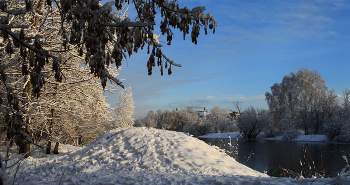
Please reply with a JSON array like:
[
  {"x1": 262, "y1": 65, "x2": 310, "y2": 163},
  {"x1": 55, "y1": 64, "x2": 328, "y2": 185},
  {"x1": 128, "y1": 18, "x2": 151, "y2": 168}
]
[{"x1": 67, "y1": 127, "x2": 266, "y2": 176}]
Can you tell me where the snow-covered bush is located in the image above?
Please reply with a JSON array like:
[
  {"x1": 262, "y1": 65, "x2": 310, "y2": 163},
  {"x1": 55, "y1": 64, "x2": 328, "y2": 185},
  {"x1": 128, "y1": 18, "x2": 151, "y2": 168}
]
[
  {"x1": 238, "y1": 107, "x2": 269, "y2": 139},
  {"x1": 323, "y1": 118, "x2": 344, "y2": 141},
  {"x1": 282, "y1": 129, "x2": 300, "y2": 140},
  {"x1": 280, "y1": 111, "x2": 300, "y2": 140},
  {"x1": 204, "y1": 106, "x2": 238, "y2": 133},
  {"x1": 144, "y1": 110, "x2": 157, "y2": 128},
  {"x1": 183, "y1": 122, "x2": 210, "y2": 137},
  {"x1": 262, "y1": 122, "x2": 277, "y2": 138},
  {"x1": 216, "y1": 121, "x2": 238, "y2": 133},
  {"x1": 322, "y1": 90, "x2": 350, "y2": 142},
  {"x1": 154, "y1": 108, "x2": 198, "y2": 132},
  {"x1": 174, "y1": 108, "x2": 199, "y2": 132},
  {"x1": 133, "y1": 119, "x2": 143, "y2": 127},
  {"x1": 335, "y1": 121, "x2": 350, "y2": 143},
  {"x1": 208, "y1": 106, "x2": 231, "y2": 124}
]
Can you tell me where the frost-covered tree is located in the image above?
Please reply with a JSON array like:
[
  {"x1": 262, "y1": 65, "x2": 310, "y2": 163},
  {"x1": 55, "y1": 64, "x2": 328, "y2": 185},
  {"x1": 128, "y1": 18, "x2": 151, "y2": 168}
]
[
  {"x1": 113, "y1": 87, "x2": 134, "y2": 128},
  {"x1": 205, "y1": 106, "x2": 235, "y2": 133},
  {"x1": 343, "y1": 88, "x2": 350, "y2": 116},
  {"x1": 156, "y1": 107, "x2": 198, "y2": 131},
  {"x1": 237, "y1": 106, "x2": 268, "y2": 139},
  {"x1": 143, "y1": 110, "x2": 157, "y2": 128},
  {"x1": 1, "y1": 1, "x2": 122, "y2": 152},
  {"x1": 265, "y1": 68, "x2": 337, "y2": 134},
  {"x1": 31, "y1": 61, "x2": 116, "y2": 146},
  {"x1": 323, "y1": 89, "x2": 350, "y2": 142},
  {"x1": 1, "y1": 0, "x2": 216, "y2": 153},
  {"x1": 280, "y1": 109, "x2": 300, "y2": 140},
  {"x1": 161, "y1": 109, "x2": 177, "y2": 130},
  {"x1": 174, "y1": 107, "x2": 199, "y2": 132}
]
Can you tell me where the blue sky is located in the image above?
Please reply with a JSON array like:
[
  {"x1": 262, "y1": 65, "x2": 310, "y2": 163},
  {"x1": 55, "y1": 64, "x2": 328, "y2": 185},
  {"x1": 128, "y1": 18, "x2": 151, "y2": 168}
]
[{"x1": 102, "y1": 0, "x2": 350, "y2": 118}]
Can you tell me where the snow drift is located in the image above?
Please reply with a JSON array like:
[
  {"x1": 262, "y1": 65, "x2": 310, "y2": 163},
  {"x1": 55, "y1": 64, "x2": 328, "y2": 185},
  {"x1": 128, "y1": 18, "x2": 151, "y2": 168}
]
[{"x1": 66, "y1": 127, "x2": 265, "y2": 176}]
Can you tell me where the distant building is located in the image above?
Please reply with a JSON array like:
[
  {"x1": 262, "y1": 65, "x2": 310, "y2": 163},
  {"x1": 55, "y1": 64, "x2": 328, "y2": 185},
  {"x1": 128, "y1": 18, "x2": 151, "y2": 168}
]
[
  {"x1": 198, "y1": 107, "x2": 209, "y2": 117},
  {"x1": 230, "y1": 111, "x2": 240, "y2": 118}
]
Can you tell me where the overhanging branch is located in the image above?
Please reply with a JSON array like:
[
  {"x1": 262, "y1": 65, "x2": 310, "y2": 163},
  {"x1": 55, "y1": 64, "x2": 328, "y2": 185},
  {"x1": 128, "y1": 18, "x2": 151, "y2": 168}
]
[{"x1": 102, "y1": 21, "x2": 156, "y2": 27}]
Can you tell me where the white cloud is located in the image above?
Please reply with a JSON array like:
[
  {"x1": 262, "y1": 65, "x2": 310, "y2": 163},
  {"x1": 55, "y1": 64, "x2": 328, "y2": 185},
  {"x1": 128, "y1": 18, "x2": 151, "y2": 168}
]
[
  {"x1": 222, "y1": 95, "x2": 247, "y2": 101},
  {"x1": 207, "y1": 96, "x2": 216, "y2": 100}
]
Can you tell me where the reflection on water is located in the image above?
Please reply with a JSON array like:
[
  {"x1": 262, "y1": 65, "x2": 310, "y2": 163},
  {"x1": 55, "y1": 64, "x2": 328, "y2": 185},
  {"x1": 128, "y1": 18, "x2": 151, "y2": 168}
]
[{"x1": 199, "y1": 138, "x2": 350, "y2": 177}]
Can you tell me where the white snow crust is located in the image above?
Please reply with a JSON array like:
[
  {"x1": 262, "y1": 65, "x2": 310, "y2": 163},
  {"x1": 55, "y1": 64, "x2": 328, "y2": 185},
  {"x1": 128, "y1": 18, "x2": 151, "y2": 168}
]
[
  {"x1": 198, "y1": 133, "x2": 242, "y2": 139},
  {"x1": 6, "y1": 127, "x2": 333, "y2": 184},
  {"x1": 264, "y1": 134, "x2": 328, "y2": 142}
]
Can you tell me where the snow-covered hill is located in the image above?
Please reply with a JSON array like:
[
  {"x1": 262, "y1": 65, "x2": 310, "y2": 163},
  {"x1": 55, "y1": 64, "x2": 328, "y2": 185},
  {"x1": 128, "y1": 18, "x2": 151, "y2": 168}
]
[{"x1": 6, "y1": 127, "x2": 335, "y2": 184}]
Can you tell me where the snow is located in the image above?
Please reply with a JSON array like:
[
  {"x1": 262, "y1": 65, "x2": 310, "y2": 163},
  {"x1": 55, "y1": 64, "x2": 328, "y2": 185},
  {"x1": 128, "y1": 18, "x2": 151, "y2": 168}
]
[
  {"x1": 199, "y1": 132, "x2": 328, "y2": 142},
  {"x1": 198, "y1": 132, "x2": 242, "y2": 139},
  {"x1": 261, "y1": 134, "x2": 328, "y2": 142},
  {"x1": 5, "y1": 127, "x2": 335, "y2": 184}
]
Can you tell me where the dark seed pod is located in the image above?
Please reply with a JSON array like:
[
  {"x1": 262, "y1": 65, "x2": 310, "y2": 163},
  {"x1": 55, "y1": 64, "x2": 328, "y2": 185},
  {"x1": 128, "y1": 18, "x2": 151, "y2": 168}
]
[
  {"x1": 0, "y1": 1, "x2": 7, "y2": 10},
  {"x1": 5, "y1": 112, "x2": 10, "y2": 123},
  {"x1": 7, "y1": 92, "x2": 13, "y2": 102},
  {"x1": 13, "y1": 38, "x2": 20, "y2": 48},
  {"x1": 2, "y1": 30, "x2": 8, "y2": 40},
  {"x1": 0, "y1": 70, "x2": 6, "y2": 82},
  {"x1": 19, "y1": 29, "x2": 24, "y2": 41},
  {"x1": 22, "y1": 62, "x2": 28, "y2": 75},
  {"x1": 20, "y1": 46, "x2": 27, "y2": 58},
  {"x1": 5, "y1": 42, "x2": 14, "y2": 54},
  {"x1": 168, "y1": 66, "x2": 172, "y2": 75},
  {"x1": 26, "y1": 0, "x2": 32, "y2": 11},
  {"x1": 79, "y1": 47, "x2": 83, "y2": 56}
]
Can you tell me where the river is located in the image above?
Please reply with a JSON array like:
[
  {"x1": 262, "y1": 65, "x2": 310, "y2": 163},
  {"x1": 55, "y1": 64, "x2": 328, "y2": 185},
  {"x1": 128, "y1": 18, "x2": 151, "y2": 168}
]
[{"x1": 199, "y1": 138, "x2": 350, "y2": 178}]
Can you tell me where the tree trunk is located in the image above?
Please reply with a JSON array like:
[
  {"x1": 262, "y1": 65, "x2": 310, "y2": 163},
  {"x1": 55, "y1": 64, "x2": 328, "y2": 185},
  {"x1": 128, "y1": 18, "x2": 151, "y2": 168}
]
[
  {"x1": 47, "y1": 82, "x2": 57, "y2": 154},
  {"x1": 47, "y1": 108, "x2": 55, "y2": 154},
  {"x1": 20, "y1": 76, "x2": 32, "y2": 157}
]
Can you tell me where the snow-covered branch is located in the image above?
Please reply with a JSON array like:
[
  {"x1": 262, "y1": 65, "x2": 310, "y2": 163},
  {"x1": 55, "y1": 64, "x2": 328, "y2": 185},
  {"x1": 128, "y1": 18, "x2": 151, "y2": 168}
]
[{"x1": 102, "y1": 21, "x2": 156, "y2": 27}]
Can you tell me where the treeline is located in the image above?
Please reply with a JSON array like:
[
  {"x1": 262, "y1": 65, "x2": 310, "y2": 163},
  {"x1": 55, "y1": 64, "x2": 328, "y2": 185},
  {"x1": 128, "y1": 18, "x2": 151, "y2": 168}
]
[
  {"x1": 134, "y1": 106, "x2": 238, "y2": 137},
  {"x1": 135, "y1": 68, "x2": 350, "y2": 143}
]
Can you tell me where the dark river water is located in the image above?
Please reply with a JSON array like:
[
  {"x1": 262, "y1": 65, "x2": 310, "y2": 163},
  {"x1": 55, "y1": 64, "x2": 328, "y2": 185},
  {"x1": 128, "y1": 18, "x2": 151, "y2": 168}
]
[{"x1": 199, "y1": 138, "x2": 350, "y2": 178}]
